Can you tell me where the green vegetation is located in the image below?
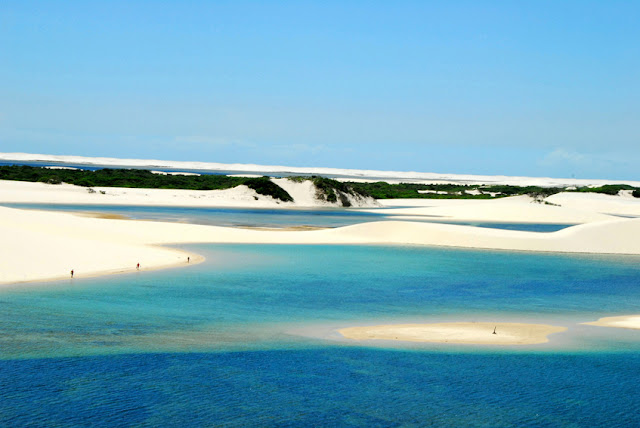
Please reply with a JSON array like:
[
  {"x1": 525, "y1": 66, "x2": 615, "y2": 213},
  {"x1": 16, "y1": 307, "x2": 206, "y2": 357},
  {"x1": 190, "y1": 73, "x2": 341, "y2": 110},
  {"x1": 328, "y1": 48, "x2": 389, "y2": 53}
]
[
  {"x1": 574, "y1": 184, "x2": 635, "y2": 196},
  {"x1": 345, "y1": 182, "x2": 498, "y2": 199},
  {"x1": 0, "y1": 166, "x2": 293, "y2": 202},
  {"x1": 344, "y1": 181, "x2": 640, "y2": 200},
  {"x1": 243, "y1": 177, "x2": 293, "y2": 202},
  {"x1": 344, "y1": 182, "x2": 487, "y2": 199},
  {"x1": 312, "y1": 177, "x2": 358, "y2": 207},
  {"x1": 1, "y1": 165, "x2": 638, "y2": 202}
]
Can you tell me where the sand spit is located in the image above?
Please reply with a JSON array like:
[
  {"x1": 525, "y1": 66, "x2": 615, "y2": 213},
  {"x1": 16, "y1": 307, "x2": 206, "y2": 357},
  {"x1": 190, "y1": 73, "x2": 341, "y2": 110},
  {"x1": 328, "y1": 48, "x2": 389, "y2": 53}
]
[
  {"x1": 582, "y1": 315, "x2": 640, "y2": 330},
  {"x1": 338, "y1": 322, "x2": 568, "y2": 345}
]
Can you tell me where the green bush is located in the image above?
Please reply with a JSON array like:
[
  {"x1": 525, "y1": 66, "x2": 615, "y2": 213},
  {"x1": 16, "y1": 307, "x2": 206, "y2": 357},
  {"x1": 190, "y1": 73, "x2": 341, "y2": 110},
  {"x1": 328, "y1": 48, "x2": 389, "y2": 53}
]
[
  {"x1": 575, "y1": 184, "x2": 634, "y2": 195},
  {"x1": 243, "y1": 177, "x2": 293, "y2": 202}
]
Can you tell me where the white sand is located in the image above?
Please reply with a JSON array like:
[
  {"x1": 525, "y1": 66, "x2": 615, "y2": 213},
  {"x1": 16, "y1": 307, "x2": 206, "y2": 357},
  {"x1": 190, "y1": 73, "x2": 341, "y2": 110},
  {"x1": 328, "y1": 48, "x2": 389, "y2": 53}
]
[
  {"x1": 582, "y1": 315, "x2": 640, "y2": 330},
  {"x1": 365, "y1": 194, "x2": 630, "y2": 223},
  {"x1": 2, "y1": 177, "x2": 640, "y2": 285},
  {"x1": 546, "y1": 192, "x2": 640, "y2": 217},
  {"x1": 0, "y1": 179, "x2": 284, "y2": 207},
  {"x1": 338, "y1": 322, "x2": 568, "y2": 345},
  {"x1": 0, "y1": 179, "x2": 378, "y2": 208}
]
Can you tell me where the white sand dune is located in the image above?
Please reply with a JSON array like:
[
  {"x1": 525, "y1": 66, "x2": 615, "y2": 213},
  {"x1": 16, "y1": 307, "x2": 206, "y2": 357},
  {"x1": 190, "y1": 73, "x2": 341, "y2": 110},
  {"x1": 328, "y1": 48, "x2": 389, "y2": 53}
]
[
  {"x1": 367, "y1": 194, "x2": 634, "y2": 223},
  {"x1": 546, "y1": 192, "x2": 640, "y2": 217},
  {"x1": 2, "y1": 170, "x2": 640, "y2": 286},
  {"x1": 0, "y1": 179, "x2": 378, "y2": 208},
  {"x1": 338, "y1": 322, "x2": 568, "y2": 345}
]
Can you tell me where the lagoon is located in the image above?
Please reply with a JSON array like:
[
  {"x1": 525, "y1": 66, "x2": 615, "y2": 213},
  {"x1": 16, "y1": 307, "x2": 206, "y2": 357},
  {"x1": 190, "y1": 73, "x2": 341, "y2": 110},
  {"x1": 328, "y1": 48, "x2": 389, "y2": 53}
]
[
  {"x1": 3, "y1": 203, "x2": 573, "y2": 232},
  {"x1": 1, "y1": 244, "x2": 640, "y2": 425}
]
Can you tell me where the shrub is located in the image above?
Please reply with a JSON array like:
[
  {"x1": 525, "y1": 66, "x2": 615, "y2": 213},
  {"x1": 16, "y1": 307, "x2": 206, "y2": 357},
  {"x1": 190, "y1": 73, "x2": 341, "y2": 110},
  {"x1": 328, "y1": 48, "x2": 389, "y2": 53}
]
[{"x1": 243, "y1": 177, "x2": 293, "y2": 202}]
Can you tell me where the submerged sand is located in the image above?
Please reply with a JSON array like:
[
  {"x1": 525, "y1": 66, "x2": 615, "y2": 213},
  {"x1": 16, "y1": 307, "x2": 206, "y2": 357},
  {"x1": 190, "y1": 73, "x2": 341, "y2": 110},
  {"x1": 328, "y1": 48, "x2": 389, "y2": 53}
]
[
  {"x1": 338, "y1": 322, "x2": 568, "y2": 345},
  {"x1": 582, "y1": 315, "x2": 640, "y2": 330}
]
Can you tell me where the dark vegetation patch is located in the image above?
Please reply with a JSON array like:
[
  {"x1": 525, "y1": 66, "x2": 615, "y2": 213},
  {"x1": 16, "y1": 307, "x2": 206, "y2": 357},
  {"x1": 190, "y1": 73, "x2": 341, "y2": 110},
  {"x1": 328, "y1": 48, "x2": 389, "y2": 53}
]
[
  {"x1": 345, "y1": 182, "x2": 491, "y2": 199},
  {"x1": 344, "y1": 181, "x2": 640, "y2": 200},
  {"x1": 243, "y1": 177, "x2": 293, "y2": 202},
  {"x1": 308, "y1": 176, "x2": 370, "y2": 207},
  {"x1": 574, "y1": 184, "x2": 636, "y2": 196},
  {"x1": 0, "y1": 166, "x2": 293, "y2": 202}
]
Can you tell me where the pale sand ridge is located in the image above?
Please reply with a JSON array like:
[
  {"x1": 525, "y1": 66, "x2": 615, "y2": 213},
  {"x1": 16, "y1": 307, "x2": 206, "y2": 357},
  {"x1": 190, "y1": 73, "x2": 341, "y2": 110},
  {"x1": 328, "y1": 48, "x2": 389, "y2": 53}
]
[{"x1": 338, "y1": 322, "x2": 568, "y2": 345}]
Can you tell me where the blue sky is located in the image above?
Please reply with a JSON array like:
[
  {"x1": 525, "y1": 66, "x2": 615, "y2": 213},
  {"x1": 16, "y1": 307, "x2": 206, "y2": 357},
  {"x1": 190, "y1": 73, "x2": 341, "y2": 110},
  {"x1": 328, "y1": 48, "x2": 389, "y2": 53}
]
[{"x1": 1, "y1": 1, "x2": 638, "y2": 179}]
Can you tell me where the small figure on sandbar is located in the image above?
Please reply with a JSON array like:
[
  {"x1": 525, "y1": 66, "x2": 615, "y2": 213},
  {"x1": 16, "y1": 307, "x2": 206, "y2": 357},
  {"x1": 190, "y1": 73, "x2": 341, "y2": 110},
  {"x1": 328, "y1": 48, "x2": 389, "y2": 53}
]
[
  {"x1": 493, "y1": 326, "x2": 497, "y2": 335},
  {"x1": 70, "y1": 269, "x2": 74, "y2": 278},
  {"x1": 187, "y1": 256, "x2": 190, "y2": 263},
  {"x1": 136, "y1": 263, "x2": 140, "y2": 270}
]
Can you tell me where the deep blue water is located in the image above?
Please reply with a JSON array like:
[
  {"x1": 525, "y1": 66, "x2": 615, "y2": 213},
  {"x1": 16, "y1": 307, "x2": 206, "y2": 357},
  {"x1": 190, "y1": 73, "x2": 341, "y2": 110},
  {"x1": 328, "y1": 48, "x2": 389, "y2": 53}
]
[
  {"x1": 2, "y1": 350, "x2": 639, "y2": 427},
  {"x1": 1, "y1": 245, "x2": 640, "y2": 426},
  {"x1": 2, "y1": 203, "x2": 573, "y2": 231}
]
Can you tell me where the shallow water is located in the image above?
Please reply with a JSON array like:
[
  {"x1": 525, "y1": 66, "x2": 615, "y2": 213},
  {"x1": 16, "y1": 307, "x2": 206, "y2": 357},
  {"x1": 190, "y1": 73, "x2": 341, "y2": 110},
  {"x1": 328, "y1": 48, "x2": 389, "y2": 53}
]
[{"x1": 2, "y1": 244, "x2": 640, "y2": 426}]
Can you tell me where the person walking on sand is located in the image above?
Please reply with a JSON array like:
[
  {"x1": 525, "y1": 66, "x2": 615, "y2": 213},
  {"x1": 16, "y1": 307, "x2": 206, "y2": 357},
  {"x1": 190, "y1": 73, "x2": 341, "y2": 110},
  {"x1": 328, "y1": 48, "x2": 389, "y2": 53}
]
[
  {"x1": 136, "y1": 263, "x2": 140, "y2": 270},
  {"x1": 187, "y1": 257, "x2": 190, "y2": 263},
  {"x1": 70, "y1": 269, "x2": 74, "y2": 278}
]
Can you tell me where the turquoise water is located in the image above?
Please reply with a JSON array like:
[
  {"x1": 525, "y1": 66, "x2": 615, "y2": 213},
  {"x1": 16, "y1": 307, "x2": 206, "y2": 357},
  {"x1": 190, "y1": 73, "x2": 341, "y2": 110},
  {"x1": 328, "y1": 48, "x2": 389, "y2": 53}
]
[
  {"x1": 2, "y1": 244, "x2": 640, "y2": 426},
  {"x1": 3, "y1": 203, "x2": 573, "y2": 231}
]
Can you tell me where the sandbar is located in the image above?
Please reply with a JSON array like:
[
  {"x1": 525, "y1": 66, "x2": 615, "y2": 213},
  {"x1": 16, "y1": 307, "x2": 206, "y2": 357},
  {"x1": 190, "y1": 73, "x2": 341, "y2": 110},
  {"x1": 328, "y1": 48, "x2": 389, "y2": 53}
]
[
  {"x1": 338, "y1": 322, "x2": 568, "y2": 345},
  {"x1": 582, "y1": 315, "x2": 640, "y2": 330}
]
